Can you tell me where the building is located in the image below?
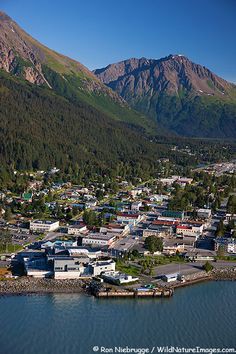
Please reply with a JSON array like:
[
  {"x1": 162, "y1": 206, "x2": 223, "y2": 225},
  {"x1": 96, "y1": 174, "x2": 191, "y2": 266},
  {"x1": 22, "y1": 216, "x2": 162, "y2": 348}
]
[
  {"x1": 22, "y1": 253, "x2": 52, "y2": 278},
  {"x1": 162, "y1": 273, "x2": 178, "y2": 282},
  {"x1": 184, "y1": 251, "x2": 215, "y2": 262},
  {"x1": 89, "y1": 259, "x2": 116, "y2": 276},
  {"x1": 159, "y1": 177, "x2": 178, "y2": 186},
  {"x1": 82, "y1": 233, "x2": 117, "y2": 247},
  {"x1": 176, "y1": 177, "x2": 193, "y2": 186},
  {"x1": 142, "y1": 229, "x2": 162, "y2": 238},
  {"x1": 22, "y1": 192, "x2": 33, "y2": 202},
  {"x1": 162, "y1": 240, "x2": 185, "y2": 255},
  {"x1": 53, "y1": 256, "x2": 88, "y2": 279},
  {"x1": 129, "y1": 189, "x2": 142, "y2": 198},
  {"x1": 214, "y1": 238, "x2": 236, "y2": 254},
  {"x1": 67, "y1": 247, "x2": 103, "y2": 259},
  {"x1": 176, "y1": 223, "x2": 203, "y2": 238},
  {"x1": 102, "y1": 271, "x2": 139, "y2": 285},
  {"x1": 116, "y1": 212, "x2": 143, "y2": 226},
  {"x1": 67, "y1": 224, "x2": 88, "y2": 235},
  {"x1": 161, "y1": 210, "x2": 185, "y2": 220},
  {"x1": 131, "y1": 201, "x2": 142, "y2": 211},
  {"x1": 197, "y1": 208, "x2": 212, "y2": 219},
  {"x1": 30, "y1": 220, "x2": 59, "y2": 232},
  {"x1": 100, "y1": 223, "x2": 130, "y2": 237}
]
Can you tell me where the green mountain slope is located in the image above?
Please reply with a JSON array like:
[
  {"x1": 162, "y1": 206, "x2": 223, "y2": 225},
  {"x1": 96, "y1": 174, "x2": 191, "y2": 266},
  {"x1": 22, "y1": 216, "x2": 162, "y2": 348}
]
[
  {"x1": 94, "y1": 56, "x2": 236, "y2": 138},
  {"x1": 0, "y1": 11, "x2": 155, "y2": 133},
  {"x1": 0, "y1": 69, "x2": 165, "y2": 179}
]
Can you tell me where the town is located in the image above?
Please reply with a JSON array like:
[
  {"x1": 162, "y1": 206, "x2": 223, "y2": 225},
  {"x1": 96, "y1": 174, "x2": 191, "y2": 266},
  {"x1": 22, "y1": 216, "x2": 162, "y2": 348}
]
[{"x1": 0, "y1": 161, "x2": 236, "y2": 297}]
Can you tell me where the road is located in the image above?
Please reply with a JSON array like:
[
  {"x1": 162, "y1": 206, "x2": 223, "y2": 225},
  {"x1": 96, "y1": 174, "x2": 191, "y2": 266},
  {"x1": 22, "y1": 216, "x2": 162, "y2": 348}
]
[{"x1": 153, "y1": 261, "x2": 236, "y2": 277}]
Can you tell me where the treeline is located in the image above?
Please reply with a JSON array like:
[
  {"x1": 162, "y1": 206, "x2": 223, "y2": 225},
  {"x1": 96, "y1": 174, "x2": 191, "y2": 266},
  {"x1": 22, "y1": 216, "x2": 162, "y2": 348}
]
[
  {"x1": 0, "y1": 71, "x2": 168, "y2": 185},
  {"x1": 0, "y1": 70, "x2": 235, "y2": 188},
  {"x1": 155, "y1": 94, "x2": 236, "y2": 138}
]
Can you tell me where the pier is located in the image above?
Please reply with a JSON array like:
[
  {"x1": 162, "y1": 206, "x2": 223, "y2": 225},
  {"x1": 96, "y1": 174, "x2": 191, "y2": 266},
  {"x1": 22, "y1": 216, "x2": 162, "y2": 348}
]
[{"x1": 92, "y1": 287, "x2": 173, "y2": 298}]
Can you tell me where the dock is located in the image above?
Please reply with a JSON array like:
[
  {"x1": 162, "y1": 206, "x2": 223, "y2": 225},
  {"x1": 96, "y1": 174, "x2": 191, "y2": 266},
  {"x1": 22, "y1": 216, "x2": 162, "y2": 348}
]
[{"x1": 93, "y1": 287, "x2": 173, "y2": 298}]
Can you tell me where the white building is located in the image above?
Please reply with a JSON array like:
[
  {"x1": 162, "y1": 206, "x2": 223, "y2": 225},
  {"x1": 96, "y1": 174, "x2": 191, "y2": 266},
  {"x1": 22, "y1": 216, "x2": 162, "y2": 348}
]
[
  {"x1": 100, "y1": 223, "x2": 130, "y2": 236},
  {"x1": 162, "y1": 273, "x2": 178, "y2": 282},
  {"x1": 116, "y1": 213, "x2": 143, "y2": 226},
  {"x1": 53, "y1": 256, "x2": 88, "y2": 279},
  {"x1": 82, "y1": 233, "x2": 117, "y2": 247},
  {"x1": 30, "y1": 220, "x2": 59, "y2": 232},
  {"x1": 89, "y1": 259, "x2": 116, "y2": 276},
  {"x1": 102, "y1": 271, "x2": 139, "y2": 285},
  {"x1": 67, "y1": 224, "x2": 88, "y2": 235},
  {"x1": 131, "y1": 201, "x2": 142, "y2": 211},
  {"x1": 176, "y1": 223, "x2": 203, "y2": 238},
  {"x1": 197, "y1": 208, "x2": 212, "y2": 219}
]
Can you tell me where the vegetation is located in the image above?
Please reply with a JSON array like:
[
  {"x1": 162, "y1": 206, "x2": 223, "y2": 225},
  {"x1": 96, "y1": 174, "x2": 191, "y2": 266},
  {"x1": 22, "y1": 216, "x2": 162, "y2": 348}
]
[
  {"x1": 144, "y1": 236, "x2": 163, "y2": 253},
  {"x1": 115, "y1": 260, "x2": 140, "y2": 276},
  {"x1": 203, "y1": 261, "x2": 214, "y2": 272},
  {"x1": 151, "y1": 94, "x2": 236, "y2": 138},
  {"x1": 169, "y1": 173, "x2": 236, "y2": 212}
]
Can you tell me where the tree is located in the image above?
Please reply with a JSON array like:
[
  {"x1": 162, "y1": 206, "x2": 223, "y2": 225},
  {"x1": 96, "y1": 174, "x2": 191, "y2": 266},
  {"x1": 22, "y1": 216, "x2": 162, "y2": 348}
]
[
  {"x1": 4, "y1": 207, "x2": 12, "y2": 222},
  {"x1": 144, "y1": 236, "x2": 163, "y2": 253},
  {"x1": 227, "y1": 195, "x2": 236, "y2": 214},
  {"x1": 217, "y1": 245, "x2": 225, "y2": 258},
  {"x1": 216, "y1": 220, "x2": 225, "y2": 237},
  {"x1": 83, "y1": 210, "x2": 97, "y2": 227},
  {"x1": 203, "y1": 261, "x2": 213, "y2": 272},
  {"x1": 95, "y1": 189, "x2": 104, "y2": 201},
  {"x1": 72, "y1": 205, "x2": 79, "y2": 217},
  {"x1": 131, "y1": 249, "x2": 140, "y2": 258}
]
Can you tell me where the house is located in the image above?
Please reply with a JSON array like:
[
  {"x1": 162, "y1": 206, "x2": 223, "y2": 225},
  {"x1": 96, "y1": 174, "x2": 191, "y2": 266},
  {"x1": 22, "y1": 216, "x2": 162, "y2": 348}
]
[
  {"x1": 89, "y1": 259, "x2": 116, "y2": 276},
  {"x1": 22, "y1": 192, "x2": 33, "y2": 202},
  {"x1": 131, "y1": 201, "x2": 142, "y2": 211},
  {"x1": 176, "y1": 177, "x2": 193, "y2": 186},
  {"x1": 159, "y1": 177, "x2": 178, "y2": 186},
  {"x1": 82, "y1": 233, "x2": 117, "y2": 248},
  {"x1": 30, "y1": 220, "x2": 59, "y2": 232},
  {"x1": 129, "y1": 189, "x2": 142, "y2": 198}
]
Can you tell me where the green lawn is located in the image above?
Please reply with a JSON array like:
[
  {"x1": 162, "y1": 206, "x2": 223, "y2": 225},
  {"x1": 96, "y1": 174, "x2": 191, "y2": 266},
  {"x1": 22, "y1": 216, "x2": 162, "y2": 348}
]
[{"x1": 115, "y1": 261, "x2": 140, "y2": 276}]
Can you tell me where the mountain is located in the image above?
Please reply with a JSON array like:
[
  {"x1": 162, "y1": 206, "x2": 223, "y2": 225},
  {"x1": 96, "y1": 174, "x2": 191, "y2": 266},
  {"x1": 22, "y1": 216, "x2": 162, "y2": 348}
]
[
  {"x1": 94, "y1": 55, "x2": 236, "y2": 138},
  {"x1": 0, "y1": 11, "x2": 154, "y2": 132},
  {"x1": 0, "y1": 11, "x2": 167, "y2": 181}
]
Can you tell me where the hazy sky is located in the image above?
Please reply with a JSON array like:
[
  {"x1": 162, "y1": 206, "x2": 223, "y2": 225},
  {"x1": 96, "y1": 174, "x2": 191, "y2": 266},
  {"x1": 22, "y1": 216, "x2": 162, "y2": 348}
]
[{"x1": 1, "y1": 0, "x2": 235, "y2": 82}]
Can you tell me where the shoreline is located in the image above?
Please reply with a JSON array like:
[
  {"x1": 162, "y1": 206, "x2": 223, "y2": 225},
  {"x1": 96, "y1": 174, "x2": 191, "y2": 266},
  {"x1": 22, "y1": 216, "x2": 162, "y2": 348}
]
[{"x1": 1, "y1": 267, "x2": 236, "y2": 296}]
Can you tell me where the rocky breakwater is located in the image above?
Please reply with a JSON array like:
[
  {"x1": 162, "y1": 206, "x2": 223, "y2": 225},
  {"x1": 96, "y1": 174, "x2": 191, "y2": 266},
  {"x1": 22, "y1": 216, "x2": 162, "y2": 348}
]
[
  {"x1": 211, "y1": 267, "x2": 236, "y2": 281},
  {"x1": 0, "y1": 277, "x2": 88, "y2": 295}
]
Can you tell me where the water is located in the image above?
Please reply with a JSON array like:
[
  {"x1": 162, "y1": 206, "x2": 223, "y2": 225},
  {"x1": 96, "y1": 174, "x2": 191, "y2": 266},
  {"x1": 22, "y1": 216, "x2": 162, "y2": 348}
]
[{"x1": 0, "y1": 281, "x2": 235, "y2": 354}]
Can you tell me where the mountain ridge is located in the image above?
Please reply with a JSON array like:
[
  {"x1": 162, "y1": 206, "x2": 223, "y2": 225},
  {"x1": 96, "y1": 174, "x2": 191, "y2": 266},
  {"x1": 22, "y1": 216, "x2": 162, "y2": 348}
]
[
  {"x1": 0, "y1": 11, "x2": 157, "y2": 132},
  {"x1": 94, "y1": 55, "x2": 236, "y2": 138}
]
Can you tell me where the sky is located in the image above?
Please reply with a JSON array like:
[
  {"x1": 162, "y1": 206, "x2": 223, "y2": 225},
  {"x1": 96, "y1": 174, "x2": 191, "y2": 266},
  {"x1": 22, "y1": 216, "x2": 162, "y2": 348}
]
[{"x1": 0, "y1": 0, "x2": 236, "y2": 82}]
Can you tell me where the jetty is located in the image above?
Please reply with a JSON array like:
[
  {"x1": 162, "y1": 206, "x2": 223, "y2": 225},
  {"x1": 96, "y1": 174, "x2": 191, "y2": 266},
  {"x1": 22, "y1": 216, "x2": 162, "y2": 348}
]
[{"x1": 90, "y1": 283, "x2": 173, "y2": 298}]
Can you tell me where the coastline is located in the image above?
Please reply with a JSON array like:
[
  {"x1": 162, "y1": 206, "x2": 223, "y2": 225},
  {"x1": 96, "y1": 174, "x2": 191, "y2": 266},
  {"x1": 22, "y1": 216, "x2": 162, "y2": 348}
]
[
  {"x1": 0, "y1": 278, "x2": 89, "y2": 296},
  {"x1": 1, "y1": 267, "x2": 236, "y2": 296}
]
